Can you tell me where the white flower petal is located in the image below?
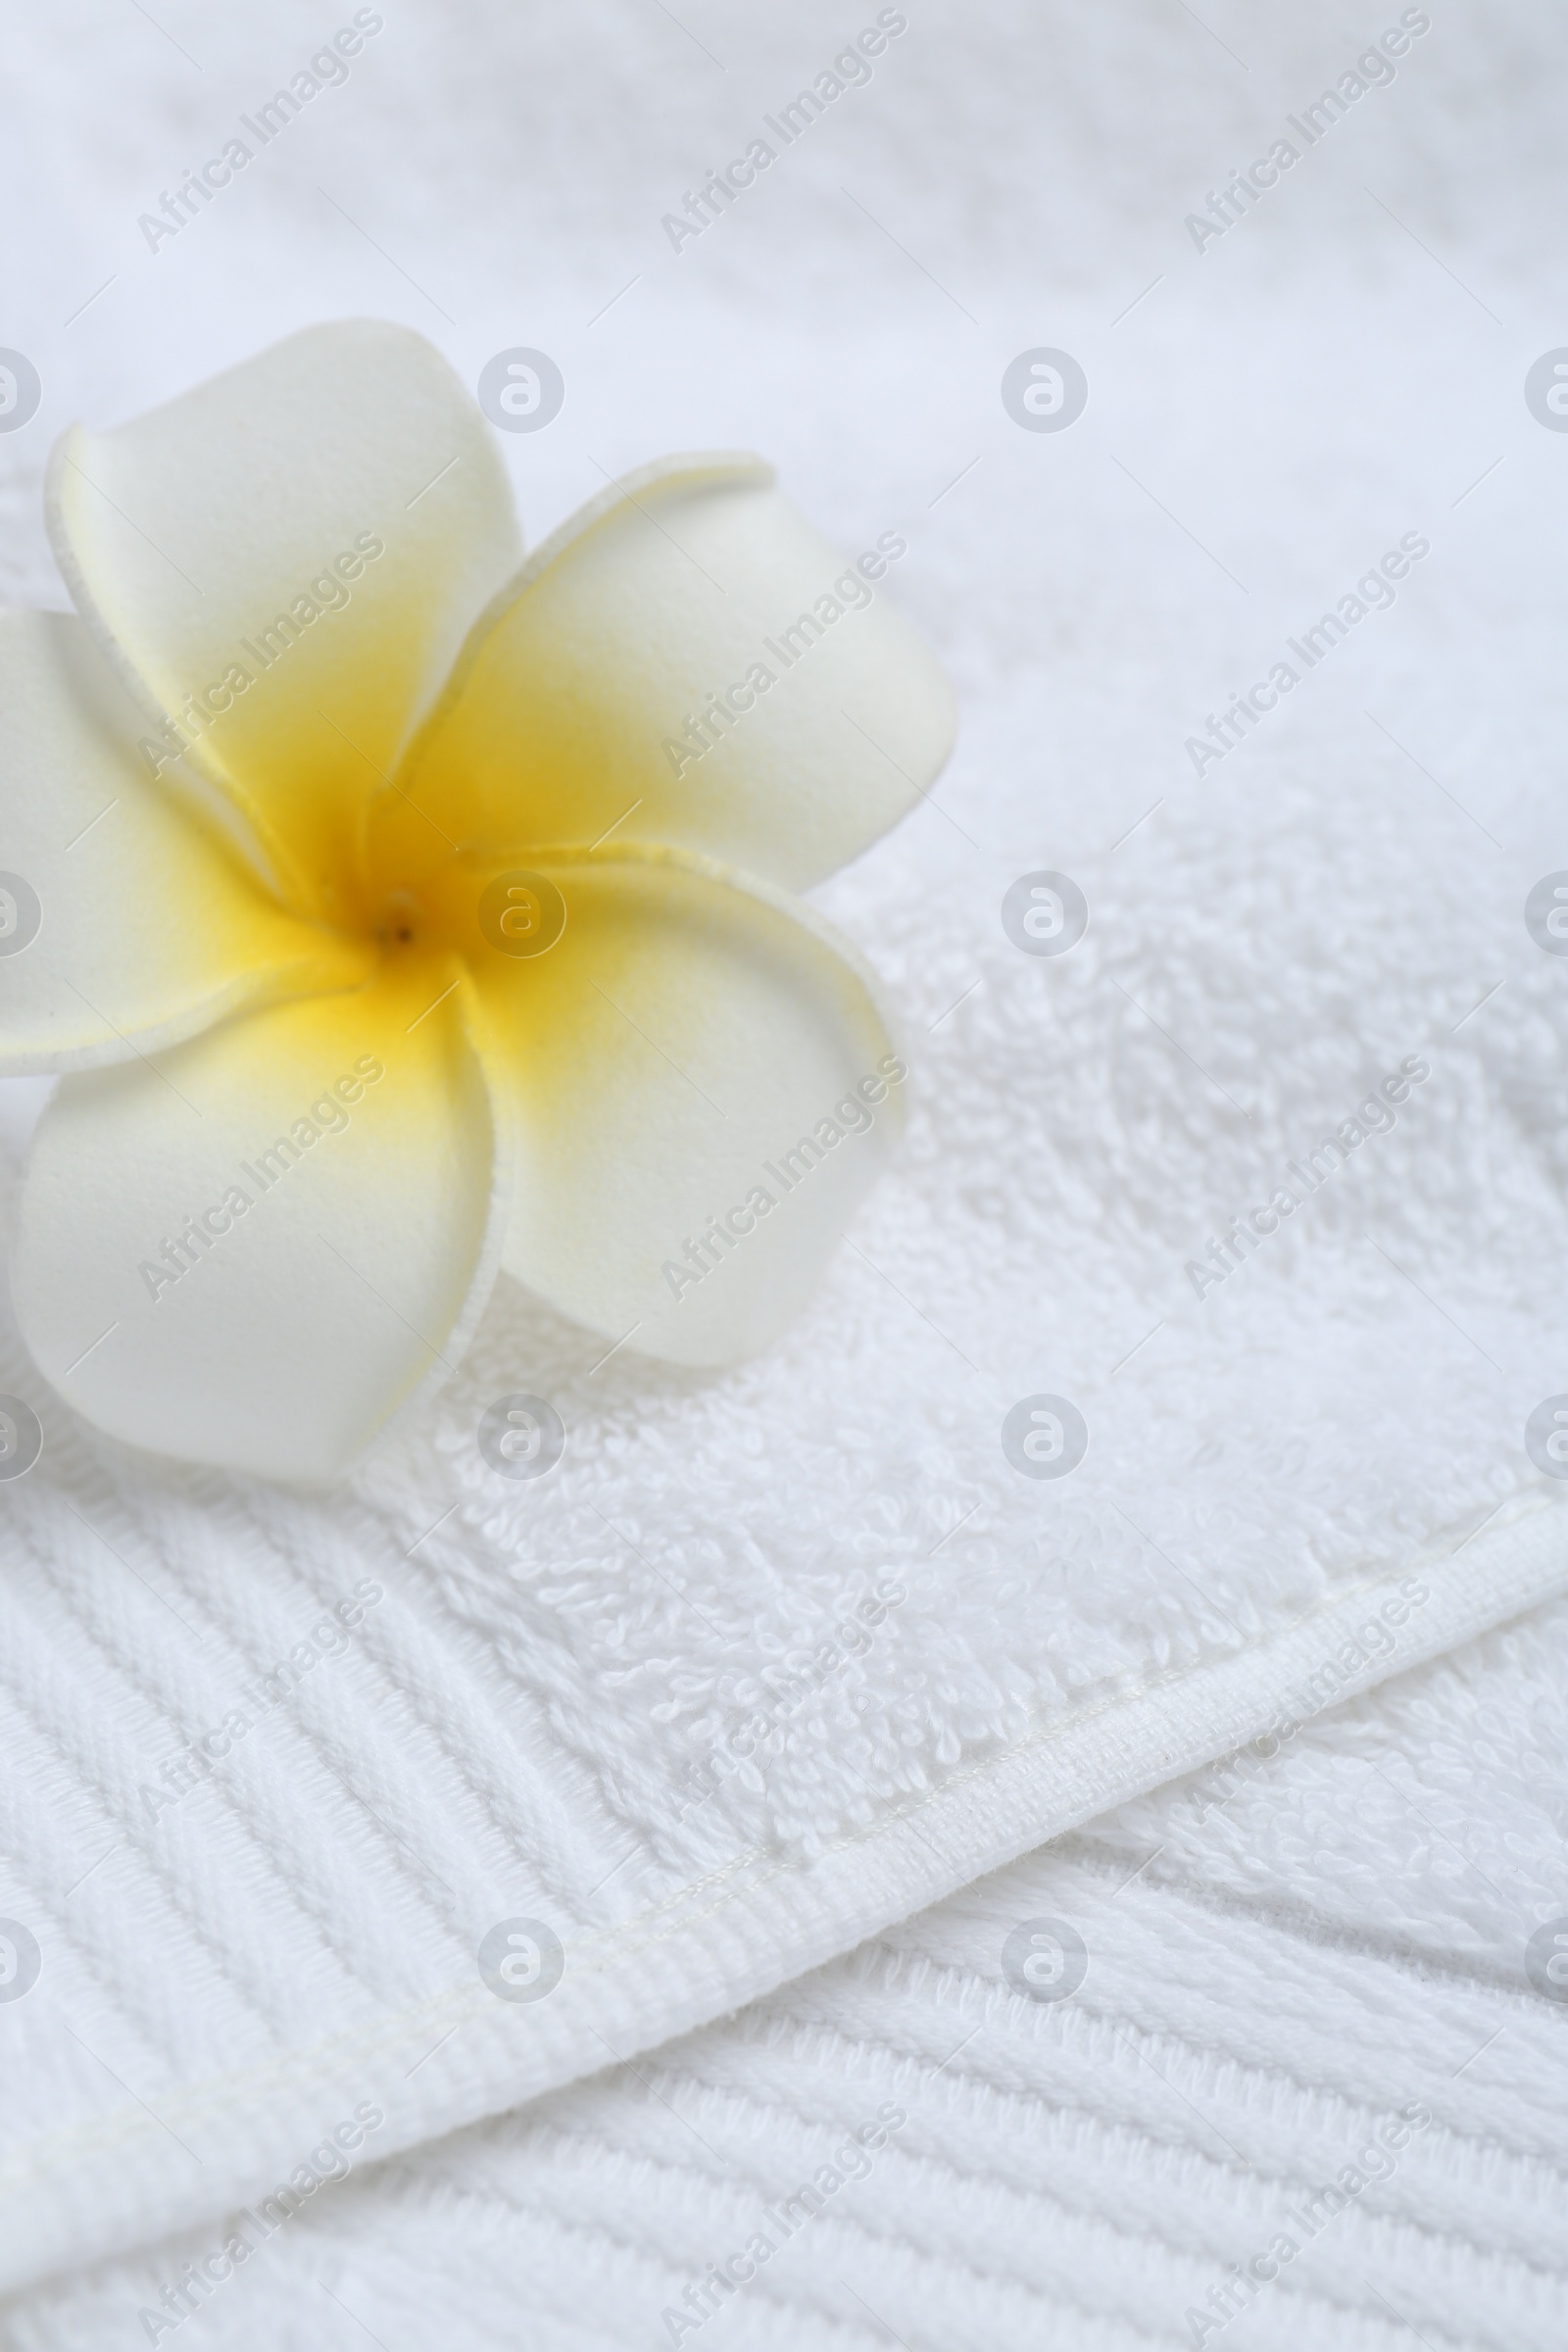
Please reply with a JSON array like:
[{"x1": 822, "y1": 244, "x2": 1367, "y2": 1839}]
[
  {"x1": 379, "y1": 456, "x2": 956, "y2": 895},
  {"x1": 0, "y1": 611, "x2": 368, "y2": 1074},
  {"x1": 47, "y1": 321, "x2": 521, "y2": 919},
  {"x1": 450, "y1": 844, "x2": 906, "y2": 1365},
  {"x1": 12, "y1": 960, "x2": 503, "y2": 1480}
]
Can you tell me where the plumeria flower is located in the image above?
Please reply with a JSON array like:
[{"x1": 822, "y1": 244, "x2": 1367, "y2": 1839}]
[{"x1": 1, "y1": 323, "x2": 954, "y2": 1480}]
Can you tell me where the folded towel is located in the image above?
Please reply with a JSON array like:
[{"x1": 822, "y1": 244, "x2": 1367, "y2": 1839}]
[
  {"x1": 4, "y1": 616, "x2": 1566, "y2": 2279},
  {"x1": 9, "y1": 1587, "x2": 1566, "y2": 2350}
]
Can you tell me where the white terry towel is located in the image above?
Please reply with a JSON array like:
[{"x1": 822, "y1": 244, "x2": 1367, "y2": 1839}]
[
  {"x1": 8, "y1": 1589, "x2": 1568, "y2": 2350},
  {"x1": 2, "y1": 0, "x2": 1566, "y2": 2306},
  {"x1": 2, "y1": 505, "x2": 1564, "y2": 2284}
]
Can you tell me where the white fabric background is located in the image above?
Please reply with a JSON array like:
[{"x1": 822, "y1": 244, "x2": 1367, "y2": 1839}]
[{"x1": 2, "y1": 0, "x2": 1567, "y2": 2338}]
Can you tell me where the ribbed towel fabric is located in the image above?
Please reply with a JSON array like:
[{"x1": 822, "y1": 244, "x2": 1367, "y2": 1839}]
[{"x1": 9, "y1": 1587, "x2": 1567, "y2": 2350}]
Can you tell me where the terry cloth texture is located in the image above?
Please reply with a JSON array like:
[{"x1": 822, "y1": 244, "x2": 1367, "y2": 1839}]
[
  {"x1": 3, "y1": 0, "x2": 1568, "y2": 2312},
  {"x1": 8, "y1": 1588, "x2": 1568, "y2": 2351}
]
